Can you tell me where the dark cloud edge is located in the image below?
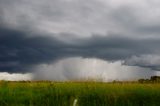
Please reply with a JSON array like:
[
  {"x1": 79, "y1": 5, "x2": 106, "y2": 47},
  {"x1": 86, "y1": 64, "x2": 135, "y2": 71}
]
[{"x1": 1, "y1": 27, "x2": 160, "y2": 72}]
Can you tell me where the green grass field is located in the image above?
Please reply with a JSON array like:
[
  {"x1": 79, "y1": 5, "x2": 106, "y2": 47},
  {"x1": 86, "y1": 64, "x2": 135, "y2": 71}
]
[{"x1": 0, "y1": 81, "x2": 160, "y2": 106}]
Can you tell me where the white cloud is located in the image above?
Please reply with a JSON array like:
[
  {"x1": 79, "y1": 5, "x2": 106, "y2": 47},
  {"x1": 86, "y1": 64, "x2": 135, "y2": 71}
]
[
  {"x1": 33, "y1": 57, "x2": 155, "y2": 81},
  {"x1": 0, "y1": 72, "x2": 33, "y2": 81}
]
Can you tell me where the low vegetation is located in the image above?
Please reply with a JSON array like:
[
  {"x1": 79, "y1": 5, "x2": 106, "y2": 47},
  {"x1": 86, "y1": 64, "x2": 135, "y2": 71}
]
[
  {"x1": 0, "y1": 76, "x2": 160, "y2": 106},
  {"x1": 138, "y1": 76, "x2": 160, "y2": 83}
]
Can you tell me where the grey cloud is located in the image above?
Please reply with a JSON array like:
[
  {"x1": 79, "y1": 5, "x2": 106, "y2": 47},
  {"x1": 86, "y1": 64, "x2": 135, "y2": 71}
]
[
  {"x1": 124, "y1": 55, "x2": 160, "y2": 70},
  {"x1": 1, "y1": 27, "x2": 160, "y2": 72},
  {"x1": 1, "y1": 0, "x2": 160, "y2": 38},
  {"x1": 0, "y1": 0, "x2": 109, "y2": 35},
  {"x1": 1, "y1": 0, "x2": 160, "y2": 76}
]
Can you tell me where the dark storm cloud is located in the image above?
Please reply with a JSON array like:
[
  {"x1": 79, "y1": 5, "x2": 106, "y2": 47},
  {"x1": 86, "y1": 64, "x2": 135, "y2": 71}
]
[
  {"x1": 1, "y1": 0, "x2": 160, "y2": 74},
  {"x1": 1, "y1": 27, "x2": 160, "y2": 72},
  {"x1": 0, "y1": 27, "x2": 66, "y2": 72}
]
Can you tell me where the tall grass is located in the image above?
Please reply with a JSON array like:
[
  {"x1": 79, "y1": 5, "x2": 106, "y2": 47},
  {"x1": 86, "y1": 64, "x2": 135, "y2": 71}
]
[{"x1": 0, "y1": 81, "x2": 160, "y2": 106}]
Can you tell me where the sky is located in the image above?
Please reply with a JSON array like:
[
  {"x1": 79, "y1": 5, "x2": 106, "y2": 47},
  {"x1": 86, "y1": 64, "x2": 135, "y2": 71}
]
[{"x1": 0, "y1": 0, "x2": 160, "y2": 81}]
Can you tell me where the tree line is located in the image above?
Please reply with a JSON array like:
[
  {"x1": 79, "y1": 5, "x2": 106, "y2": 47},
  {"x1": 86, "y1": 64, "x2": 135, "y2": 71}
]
[{"x1": 138, "y1": 76, "x2": 160, "y2": 83}]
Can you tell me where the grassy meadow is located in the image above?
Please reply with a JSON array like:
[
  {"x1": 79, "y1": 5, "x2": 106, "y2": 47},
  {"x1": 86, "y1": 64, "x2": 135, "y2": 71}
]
[{"x1": 0, "y1": 81, "x2": 160, "y2": 106}]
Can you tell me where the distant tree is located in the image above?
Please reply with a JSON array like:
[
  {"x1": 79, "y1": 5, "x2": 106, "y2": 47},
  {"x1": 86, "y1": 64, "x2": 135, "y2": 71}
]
[
  {"x1": 150, "y1": 76, "x2": 160, "y2": 82},
  {"x1": 138, "y1": 79, "x2": 146, "y2": 83}
]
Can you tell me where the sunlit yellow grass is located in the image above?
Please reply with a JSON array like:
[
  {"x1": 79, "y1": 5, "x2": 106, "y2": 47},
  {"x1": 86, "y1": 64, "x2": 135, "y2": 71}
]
[{"x1": 0, "y1": 81, "x2": 160, "y2": 106}]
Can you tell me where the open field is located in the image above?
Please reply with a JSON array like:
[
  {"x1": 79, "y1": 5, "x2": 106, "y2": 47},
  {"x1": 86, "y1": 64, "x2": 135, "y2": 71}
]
[{"x1": 0, "y1": 81, "x2": 160, "y2": 106}]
